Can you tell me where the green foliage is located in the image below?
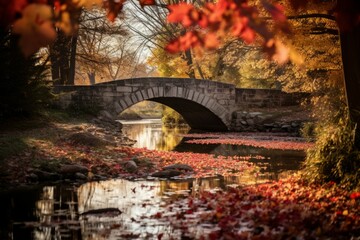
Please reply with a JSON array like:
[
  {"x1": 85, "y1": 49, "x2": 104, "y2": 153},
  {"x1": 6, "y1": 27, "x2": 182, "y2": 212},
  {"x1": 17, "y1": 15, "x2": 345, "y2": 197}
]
[
  {"x1": 304, "y1": 112, "x2": 360, "y2": 189},
  {"x1": 0, "y1": 31, "x2": 54, "y2": 119},
  {"x1": 0, "y1": 136, "x2": 28, "y2": 161}
]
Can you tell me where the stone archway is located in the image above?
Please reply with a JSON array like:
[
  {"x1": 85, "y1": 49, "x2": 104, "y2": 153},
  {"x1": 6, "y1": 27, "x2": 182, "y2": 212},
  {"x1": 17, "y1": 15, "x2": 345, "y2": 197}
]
[{"x1": 112, "y1": 86, "x2": 230, "y2": 131}]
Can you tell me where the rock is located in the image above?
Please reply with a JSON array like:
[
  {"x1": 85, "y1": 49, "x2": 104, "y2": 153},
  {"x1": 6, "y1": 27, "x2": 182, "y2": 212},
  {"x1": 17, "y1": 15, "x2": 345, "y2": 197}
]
[
  {"x1": 60, "y1": 164, "x2": 88, "y2": 174},
  {"x1": 81, "y1": 208, "x2": 122, "y2": 216},
  {"x1": 281, "y1": 124, "x2": 291, "y2": 131},
  {"x1": 248, "y1": 112, "x2": 262, "y2": 118},
  {"x1": 98, "y1": 110, "x2": 115, "y2": 121},
  {"x1": 246, "y1": 119, "x2": 255, "y2": 125},
  {"x1": 151, "y1": 170, "x2": 182, "y2": 178},
  {"x1": 26, "y1": 173, "x2": 39, "y2": 182},
  {"x1": 67, "y1": 132, "x2": 108, "y2": 147},
  {"x1": 291, "y1": 122, "x2": 300, "y2": 128},
  {"x1": 163, "y1": 164, "x2": 193, "y2": 172},
  {"x1": 75, "y1": 172, "x2": 87, "y2": 180},
  {"x1": 104, "y1": 135, "x2": 115, "y2": 142},
  {"x1": 124, "y1": 161, "x2": 138, "y2": 173},
  {"x1": 240, "y1": 120, "x2": 248, "y2": 125},
  {"x1": 32, "y1": 170, "x2": 61, "y2": 181}
]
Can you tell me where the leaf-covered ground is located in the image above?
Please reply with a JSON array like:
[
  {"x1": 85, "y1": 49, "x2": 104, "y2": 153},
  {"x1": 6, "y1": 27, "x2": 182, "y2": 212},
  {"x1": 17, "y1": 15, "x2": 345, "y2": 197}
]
[
  {"x1": 152, "y1": 176, "x2": 360, "y2": 239},
  {"x1": 1, "y1": 118, "x2": 359, "y2": 239},
  {"x1": 182, "y1": 132, "x2": 314, "y2": 151}
]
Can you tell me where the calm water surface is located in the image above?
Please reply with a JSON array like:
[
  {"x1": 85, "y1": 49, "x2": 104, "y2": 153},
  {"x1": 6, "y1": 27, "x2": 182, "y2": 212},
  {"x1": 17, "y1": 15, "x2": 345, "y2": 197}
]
[{"x1": 0, "y1": 119, "x2": 305, "y2": 240}]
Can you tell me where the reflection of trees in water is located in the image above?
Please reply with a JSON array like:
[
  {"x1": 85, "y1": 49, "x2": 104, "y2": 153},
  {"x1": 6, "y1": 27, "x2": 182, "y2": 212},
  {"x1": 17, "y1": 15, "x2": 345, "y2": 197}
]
[
  {"x1": 155, "y1": 125, "x2": 190, "y2": 151},
  {"x1": 122, "y1": 121, "x2": 189, "y2": 150},
  {"x1": 33, "y1": 186, "x2": 80, "y2": 240}
]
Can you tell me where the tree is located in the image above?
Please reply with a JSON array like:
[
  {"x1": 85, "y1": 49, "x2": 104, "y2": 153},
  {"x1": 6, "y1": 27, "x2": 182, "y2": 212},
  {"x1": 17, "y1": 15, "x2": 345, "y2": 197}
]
[
  {"x1": 49, "y1": 30, "x2": 78, "y2": 85},
  {"x1": 0, "y1": 28, "x2": 53, "y2": 118},
  {"x1": 1, "y1": 0, "x2": 360, "y2": 186},
  {"x1": 126, "y1": 0, "x2": 202, "y2": 78},
  {"x1": 75, "y1": 9, "x2": 140, "y2": 84}
]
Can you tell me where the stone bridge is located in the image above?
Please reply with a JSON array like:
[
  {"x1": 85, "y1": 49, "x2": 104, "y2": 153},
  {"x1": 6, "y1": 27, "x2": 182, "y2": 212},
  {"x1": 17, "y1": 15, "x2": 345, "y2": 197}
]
[{"x1": 53, "y1": 78, "x2": 304, "y2": 131}]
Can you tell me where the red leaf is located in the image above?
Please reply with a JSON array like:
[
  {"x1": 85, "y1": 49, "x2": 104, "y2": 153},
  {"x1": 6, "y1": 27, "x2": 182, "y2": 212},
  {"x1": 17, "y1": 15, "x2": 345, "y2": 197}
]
[
  {"x1": 167, "y1": 3, "x2": 197, "y2": 27},
  {"x1": 138, "y1": 0, "x2": 155, "y2": 8},
  {"x1": 165, "y1": 40, "x2": 181, "y2": 54},
  {"x1": 262, "y1": 1, "x2": 287, "y2": 23},
  {"x1": 350, "y1": 192, "x2": 360, "y2": 199},
  {"x1": 0, "y1": 0, "x2": 28, "y2": 27}
]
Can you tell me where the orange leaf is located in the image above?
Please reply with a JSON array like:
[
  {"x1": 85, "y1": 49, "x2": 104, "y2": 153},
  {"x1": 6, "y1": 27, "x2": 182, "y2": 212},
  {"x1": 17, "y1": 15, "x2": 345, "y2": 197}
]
[
  {"x1": 13, "y1": 4, "x2": 57, "y2": 56},
  {"x1": 240, "y1": 27, "x2": 256, "y2": 44},
  {"x1": 204, "y1": 33, "x2": 219, "y2": 49},
  {"x1": 104, "y1": 0, "x2": 124, "y2": 22}
]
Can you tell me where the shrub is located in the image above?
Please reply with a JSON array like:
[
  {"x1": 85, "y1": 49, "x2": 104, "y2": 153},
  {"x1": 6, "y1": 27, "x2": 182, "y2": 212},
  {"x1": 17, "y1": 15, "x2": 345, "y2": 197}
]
[
  {"x1": 0, "y1": 31, "x2": 53, "y2": 119},
  {"x1": 303, "y1": 113, "x2": 360, "y2": 189}
]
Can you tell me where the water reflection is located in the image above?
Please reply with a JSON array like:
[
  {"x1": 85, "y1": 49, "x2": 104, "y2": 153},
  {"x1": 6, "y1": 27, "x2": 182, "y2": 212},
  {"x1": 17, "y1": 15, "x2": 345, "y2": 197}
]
[
  {"x1": 119, "y1": 119, "x2": 190, "y2": 151},
  {"x1": 2, "y1": 176, "x2": 254, "y2": 240},
  {"x1": 0, "y1": 121, "x2": 307, "y2": 239},
  {"x1": 121, "y1": 120, "x2": 305, "y2": 181}
]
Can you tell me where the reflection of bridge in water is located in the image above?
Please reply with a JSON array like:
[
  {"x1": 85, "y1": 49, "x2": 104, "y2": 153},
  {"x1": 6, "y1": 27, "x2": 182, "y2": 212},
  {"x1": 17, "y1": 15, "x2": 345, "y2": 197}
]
[{"x1": 54, "y1": 77, "x2": 304, "y2": 131}]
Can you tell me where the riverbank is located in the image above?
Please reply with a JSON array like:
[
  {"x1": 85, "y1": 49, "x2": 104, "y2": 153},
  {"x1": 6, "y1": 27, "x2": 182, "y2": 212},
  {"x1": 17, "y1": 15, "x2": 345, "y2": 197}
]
[
  {"x1": 0, "y1": 110, "x2": 310, "y2": 191},
  {"x1": 0, "y1": 110, "x2": 359, "y2": 239}
]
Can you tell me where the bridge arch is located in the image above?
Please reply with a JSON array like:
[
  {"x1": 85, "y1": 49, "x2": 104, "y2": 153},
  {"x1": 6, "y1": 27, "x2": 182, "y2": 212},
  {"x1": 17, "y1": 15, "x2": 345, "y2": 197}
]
[{"x1": 113, "y1": 86, "x2": 229, "y2": 131}]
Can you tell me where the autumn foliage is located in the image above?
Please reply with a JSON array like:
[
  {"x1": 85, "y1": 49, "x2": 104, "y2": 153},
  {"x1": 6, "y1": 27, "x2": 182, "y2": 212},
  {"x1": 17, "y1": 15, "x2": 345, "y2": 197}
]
[
  {"x1": 1, "y1": 0, "x2": 359, "y2": 60},
  {"x1": 166, "y1": 0, "x2": 291, "y2": 63}
]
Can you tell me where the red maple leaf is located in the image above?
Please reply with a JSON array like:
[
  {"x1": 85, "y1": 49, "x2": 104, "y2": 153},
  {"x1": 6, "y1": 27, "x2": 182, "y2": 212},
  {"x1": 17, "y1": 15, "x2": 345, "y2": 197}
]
[{"x1": 167, "y1": 3, "x2": 197, "y2": 27}]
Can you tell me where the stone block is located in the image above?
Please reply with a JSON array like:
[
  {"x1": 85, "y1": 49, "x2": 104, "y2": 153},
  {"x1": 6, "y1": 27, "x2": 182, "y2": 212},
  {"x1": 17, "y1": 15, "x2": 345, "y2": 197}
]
[
  {"x1": 201, "y1": 96, "x2": 210, "y2": 105},
  {"x1": 114, "y1": 101, "x2": 122, "y2": 112},
  {"x1": 186, "y1": 90, "x2": 195, "y2": 100},
  {"x1": 131, "y1": 94, "x2": 138, "y2": 103},
  {"x1": 158, "y1": 87, "x2": 164, "y2": 96},
  {"x1": 147, "y1": 88, "x2": 154, "y2": 98},
  {"x1": 124, "y1": 96, "x2": 133, "y2": 106},
  {"x1": 193, "y1": 92, "x2": 200, "y2": 102},
  {"x1": 116, "y1": 86, "x2": 133, "y2": 92},
  {"x1": 119, "y1": 99, "x2": 127, "y2": 109},
  {"x1": 141, "y1": 89, "x2": 149, "y2": 99},
  {"x1": 136, "y1": 91, "x2": 143, "y2": 101},
  {"x1": 177, "y1": 87, "x2": 184, "y2": 97},
  {"x1": 152, "y1": 87, "x2": 159, "y2": 97}
]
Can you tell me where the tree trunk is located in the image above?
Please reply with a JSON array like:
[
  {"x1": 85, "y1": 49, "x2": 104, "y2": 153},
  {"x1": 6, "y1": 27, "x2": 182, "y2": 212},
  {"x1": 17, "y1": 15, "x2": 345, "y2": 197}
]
[
  {"x1": 49, "y1": 38, "x2": 61, "y2": 85},
  {"x1": 88, "y1": 72, "x2": 96, "y2": 85},
  {"x1": 68, "y1": 32, "x2": 78, "y2": 85},
  {"x1": 340, "y1": 23, "x2": 360, "y2": 143},
  {"x1": 184, "y1": 49, "x2": 195, "y2": 78},
  {"x1": 50, "y1": 31, "x2": 78, "y2": 85}
]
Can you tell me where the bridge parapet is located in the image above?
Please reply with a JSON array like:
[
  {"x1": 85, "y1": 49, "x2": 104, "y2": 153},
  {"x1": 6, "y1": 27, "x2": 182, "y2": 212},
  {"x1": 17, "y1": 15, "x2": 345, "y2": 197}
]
[
  {"x1": 235, "y1": 88, "x2": 306, "y2": 109},
  {"x1": 53, "y1": 78, "x2": 305, "y2": 131}
]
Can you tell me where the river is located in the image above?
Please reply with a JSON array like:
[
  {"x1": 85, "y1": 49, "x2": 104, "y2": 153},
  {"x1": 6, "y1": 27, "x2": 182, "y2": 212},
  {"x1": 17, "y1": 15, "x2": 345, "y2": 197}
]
[{"x1": 0, "y1": 119, "x2": 305, "y2": 240}]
